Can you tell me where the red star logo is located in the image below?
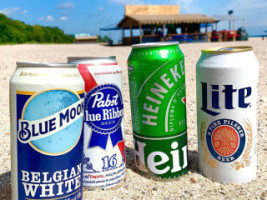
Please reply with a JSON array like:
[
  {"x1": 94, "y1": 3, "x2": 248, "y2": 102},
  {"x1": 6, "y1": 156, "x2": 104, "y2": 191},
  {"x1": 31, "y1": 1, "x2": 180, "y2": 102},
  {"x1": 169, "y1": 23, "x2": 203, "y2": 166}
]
[{"x1": 181, "y1": 97, "x2": 186, "y2": 104}]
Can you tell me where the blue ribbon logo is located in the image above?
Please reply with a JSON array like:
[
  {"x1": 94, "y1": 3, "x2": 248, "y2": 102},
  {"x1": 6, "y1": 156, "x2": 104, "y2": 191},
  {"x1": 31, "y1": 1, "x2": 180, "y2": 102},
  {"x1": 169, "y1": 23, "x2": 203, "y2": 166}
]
[{"x1": 84, "y1": 84, "x2": 124, "y2": 149}]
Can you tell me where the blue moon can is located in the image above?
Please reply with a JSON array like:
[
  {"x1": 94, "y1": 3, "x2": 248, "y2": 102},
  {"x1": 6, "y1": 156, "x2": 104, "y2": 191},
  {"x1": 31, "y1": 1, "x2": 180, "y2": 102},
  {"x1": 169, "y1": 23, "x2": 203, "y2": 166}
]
[{"x1": 10, "y1": 62, "x2": 85, "y2": 200}]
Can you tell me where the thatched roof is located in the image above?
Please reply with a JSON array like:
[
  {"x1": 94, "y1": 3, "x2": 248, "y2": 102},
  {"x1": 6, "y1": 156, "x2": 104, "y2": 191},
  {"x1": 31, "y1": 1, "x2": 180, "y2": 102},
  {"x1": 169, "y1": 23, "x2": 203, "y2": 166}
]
[{"x1": 117, "y1": 14, "x2": 217, "y2": 27}]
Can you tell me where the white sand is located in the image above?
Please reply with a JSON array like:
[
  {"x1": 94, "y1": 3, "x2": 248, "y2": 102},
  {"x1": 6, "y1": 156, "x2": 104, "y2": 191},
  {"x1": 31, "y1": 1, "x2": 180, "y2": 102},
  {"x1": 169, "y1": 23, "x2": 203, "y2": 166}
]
[{"x1": 0, "y1": 38, "x2": 266, "y2": 199}]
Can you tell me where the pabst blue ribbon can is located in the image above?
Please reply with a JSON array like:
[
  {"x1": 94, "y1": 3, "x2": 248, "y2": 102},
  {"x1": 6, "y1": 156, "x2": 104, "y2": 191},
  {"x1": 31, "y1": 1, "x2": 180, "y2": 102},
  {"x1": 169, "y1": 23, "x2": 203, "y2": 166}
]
[
  {"x1": 68, "y1": 57, "x2": 126, "y2": 188},
  {"x1": 127, "y1": 42, "x2": 188, "y2": 179},
  {"x1": 10, "y1": 62, "x2": 84, "y2": 200},
  {"x1": 196, "y1": 46, "x2": 259, "y2": 183}
]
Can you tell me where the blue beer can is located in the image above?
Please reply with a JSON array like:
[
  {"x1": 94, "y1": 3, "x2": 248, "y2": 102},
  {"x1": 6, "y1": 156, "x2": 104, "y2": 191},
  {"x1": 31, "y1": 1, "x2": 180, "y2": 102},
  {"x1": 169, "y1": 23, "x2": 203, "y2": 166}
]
[{"x1": 9, "y1": 62, "x2": 85, "y2": 200}]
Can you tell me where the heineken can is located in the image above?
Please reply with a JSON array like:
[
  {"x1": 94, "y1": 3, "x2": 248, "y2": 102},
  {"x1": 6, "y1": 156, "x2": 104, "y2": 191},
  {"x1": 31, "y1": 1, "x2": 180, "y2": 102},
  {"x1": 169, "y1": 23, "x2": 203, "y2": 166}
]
[
  {"x1": 127, "y1": 42, "x2": 188, "y2": 179},
  {"x1": 10, "y1": 62, "x2": 84, "y2": 200},
  {"x1": 196, "y1": 46, "x2": 259, "y2": 183},
  {"x1": 68, "y1": 57, "x2": 126, "y2": 188}
]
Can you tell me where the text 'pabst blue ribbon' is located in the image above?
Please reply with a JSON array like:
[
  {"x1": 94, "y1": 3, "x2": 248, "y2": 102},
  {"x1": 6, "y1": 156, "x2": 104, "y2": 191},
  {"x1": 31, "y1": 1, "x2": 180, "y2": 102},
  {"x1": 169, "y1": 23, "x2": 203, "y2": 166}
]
[{"x1": 84, "y1": 84, "x2": 124, "y2": 150}]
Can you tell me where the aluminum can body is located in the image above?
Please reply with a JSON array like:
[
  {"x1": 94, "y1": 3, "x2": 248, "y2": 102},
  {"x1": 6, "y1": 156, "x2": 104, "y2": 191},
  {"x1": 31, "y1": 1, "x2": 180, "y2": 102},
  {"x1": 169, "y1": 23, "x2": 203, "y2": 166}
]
[
  {"x1": 127, "y1": 42, "x2": 188, "y2": 179},
  {"x1": 10, "y1": 62, "x2": 84, "y2": 200},
  {"x1": 68, "y1": 57, "x2": 126, "y2": 188},
  {"x1": 196, "y1": 46, "x2": 259, "y2": 183}
]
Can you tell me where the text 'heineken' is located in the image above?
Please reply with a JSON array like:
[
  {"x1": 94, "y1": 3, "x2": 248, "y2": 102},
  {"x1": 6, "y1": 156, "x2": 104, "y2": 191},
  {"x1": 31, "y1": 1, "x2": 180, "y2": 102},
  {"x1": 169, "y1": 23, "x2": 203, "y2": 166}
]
[{"x1": 128, "y1": 42, "x2": 188, "y2": 179}]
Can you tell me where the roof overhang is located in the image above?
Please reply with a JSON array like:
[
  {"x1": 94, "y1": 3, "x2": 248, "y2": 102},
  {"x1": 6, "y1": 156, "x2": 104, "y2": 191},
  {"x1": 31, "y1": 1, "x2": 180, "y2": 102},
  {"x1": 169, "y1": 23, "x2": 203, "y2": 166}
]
[
  {"x1": 213, "y1": 15, "x2": 245, "y2": 21},
  {"x1": 117, "y1": 14, "x2": 217, "y2": 28}
]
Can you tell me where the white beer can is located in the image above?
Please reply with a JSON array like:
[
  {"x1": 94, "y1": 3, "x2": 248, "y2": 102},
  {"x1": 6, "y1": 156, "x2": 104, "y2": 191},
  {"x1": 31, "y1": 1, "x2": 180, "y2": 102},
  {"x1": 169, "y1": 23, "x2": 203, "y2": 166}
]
[
  {"x1": 68, "y1": 57, "x2": 126, "y2": 188},
  {"x1": 10, "y1": 62, "x2": 85, "y2": 200},
  {"x1": 196, "y1": 46, "x2": 259, "y2": 183}
]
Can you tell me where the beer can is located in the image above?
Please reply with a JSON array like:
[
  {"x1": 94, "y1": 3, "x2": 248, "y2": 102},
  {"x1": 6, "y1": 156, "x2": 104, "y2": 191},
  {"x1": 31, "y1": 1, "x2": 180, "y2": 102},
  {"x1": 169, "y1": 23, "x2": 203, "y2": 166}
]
[
  {"x1": 196, "y1": 46, "x2": 259, "y2": 183},
  {"x1": 10, "y1": 62, "x2": 84, "y2": 200},
  {"x1": 68, "y1": 57, "x2": 126, "y2": 188},
  {"x1": 127, "y1": 42, "x2": 188, "y2": 179}
]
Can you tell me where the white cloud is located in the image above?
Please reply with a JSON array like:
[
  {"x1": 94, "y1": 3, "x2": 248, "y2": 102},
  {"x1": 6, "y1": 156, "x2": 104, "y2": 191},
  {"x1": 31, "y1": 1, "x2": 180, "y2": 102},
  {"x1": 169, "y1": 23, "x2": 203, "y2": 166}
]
[
  {"x1": 0, "y1": 7, "x2": 20, "y2": 15},
  {"x1": 46, "y1": 15, "x2": 55, "y2": 22},
  {"x1": 109, "y1": 0, "x2": 145, "y2": 5},
  {"x1": 22, "y1": 10, "x2": 27, "y2": 14},
  {"x1": 38, "y1": 16, "x2": 44, "y2": 21},
  {"x1": 170, "y1": 0, "x2": 201, "y2": 13},
  {"x1": 224, "y1": 0, "x2": 267, "y2": 12},
  {"x1": 222, "y1": 0, "x2": 267, "y2": 27},
  {"x1": 109, "y1": 0, "x2": 201, "y2": 13},
  {"x1": 58, "y1": 2, "x2": 75, "y2": 9},
  {"x1": 60, "y1": 16, "x2": 68, "y2": 21},
  {"x1": 98, "y1": 6, "x2": 104, "y2": 11}
]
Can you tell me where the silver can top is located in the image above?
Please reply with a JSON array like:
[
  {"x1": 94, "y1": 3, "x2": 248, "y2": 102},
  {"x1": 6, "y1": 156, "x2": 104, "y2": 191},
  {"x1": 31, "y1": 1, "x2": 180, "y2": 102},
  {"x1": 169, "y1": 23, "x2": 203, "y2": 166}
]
[
  {"x1": 201, "y1": 46, "x2": 253, "y2": 53},
  {"x1": 132, "y1": 42, "x2": 179, "y2": 48},
  {"x1": 67, "y1": 56, "x2": 116, "y2": 62},
  {"x1": 16, "y1": 62, "x2": 77, "y2": 68}
]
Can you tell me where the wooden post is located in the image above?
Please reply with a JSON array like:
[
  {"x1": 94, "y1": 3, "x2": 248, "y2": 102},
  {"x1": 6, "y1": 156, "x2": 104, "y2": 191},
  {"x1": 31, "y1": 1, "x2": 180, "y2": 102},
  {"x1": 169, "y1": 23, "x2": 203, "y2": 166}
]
[
  {"x1": 233, "y1": 20, "x2": 235, "y2": 30},
  {"x1": 122, "y1": 27, "x2": 125, "y2": 38},
  {"x1": 233, "y1": 21, "x2": 237, "y2": 41},
  {"x1": 122, "y1": 27, "x2": 125, "y2": 45},
  {"x1": 130, "y1": 25, "x2": 133, "y2": 38},
  {"x1": 139, "y1": 24, "x2": 142, "y2": 43},
  {"x1": 130, "y1": 25, "x2": 133, "y2": 44},
  {"x1": 205, "y1": 24, "x2": 208, "y2": 42}
]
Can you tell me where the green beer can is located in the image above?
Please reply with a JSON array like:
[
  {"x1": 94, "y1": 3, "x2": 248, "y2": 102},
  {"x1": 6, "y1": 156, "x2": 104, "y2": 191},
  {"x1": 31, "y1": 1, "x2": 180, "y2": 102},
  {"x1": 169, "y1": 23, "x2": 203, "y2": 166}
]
[{"x1": 127, "y1": 42, "x2": 188, "y2": 179}]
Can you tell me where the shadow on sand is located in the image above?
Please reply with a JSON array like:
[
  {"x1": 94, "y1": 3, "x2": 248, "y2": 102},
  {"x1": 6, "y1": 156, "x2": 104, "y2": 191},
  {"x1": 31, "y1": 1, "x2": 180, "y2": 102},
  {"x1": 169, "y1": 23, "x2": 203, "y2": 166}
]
[
  {"x1": 125, "y1": 145, "x2": 199, "y2": 179},
  {"x1": 0, "y1": 147, "x2": 198, "y2": 199},
  {"x1": 0, "y1": 171, "x2": 11, "y2": 200}
]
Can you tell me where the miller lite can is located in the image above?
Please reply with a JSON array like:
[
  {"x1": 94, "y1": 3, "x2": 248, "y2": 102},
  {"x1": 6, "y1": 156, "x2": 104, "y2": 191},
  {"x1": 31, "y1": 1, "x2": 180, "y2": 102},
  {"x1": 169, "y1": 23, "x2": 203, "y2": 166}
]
[
  {"x1": 127, "y1": 42, "x2": 188, "y2": 179},
  {"x1": 10, "y1": 62, "x2": 84, "y2": 200},
  {"x1": 196, "y1": 46, "x2": 259, "y2": 183},
  {"x1": 68, "y1": 57, "x2": 126, "y2": 188}
]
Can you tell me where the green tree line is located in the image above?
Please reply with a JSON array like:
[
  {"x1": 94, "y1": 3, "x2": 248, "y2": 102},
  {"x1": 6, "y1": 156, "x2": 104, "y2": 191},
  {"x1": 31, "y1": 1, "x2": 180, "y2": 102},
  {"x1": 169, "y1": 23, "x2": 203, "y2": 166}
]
[{"x1": 0, "y1": 14, "x2": 75, "y2": 44}]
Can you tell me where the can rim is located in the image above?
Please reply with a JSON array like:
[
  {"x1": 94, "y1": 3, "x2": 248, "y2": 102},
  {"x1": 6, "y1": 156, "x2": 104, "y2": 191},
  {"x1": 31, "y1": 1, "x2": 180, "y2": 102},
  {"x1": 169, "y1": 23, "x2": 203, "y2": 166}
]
[
  {"x1": 16, "y1": 62, "x2": 77, "y2": 68},
  {"x1": 67, "y1": 56, "x2": 116, "y2": 62},
  {"x1": 132, "y1": 42, "x2": 179, "y2": 48},
  {"x1": 201, "y1": 46, "x2": 253, "y2": 53}
]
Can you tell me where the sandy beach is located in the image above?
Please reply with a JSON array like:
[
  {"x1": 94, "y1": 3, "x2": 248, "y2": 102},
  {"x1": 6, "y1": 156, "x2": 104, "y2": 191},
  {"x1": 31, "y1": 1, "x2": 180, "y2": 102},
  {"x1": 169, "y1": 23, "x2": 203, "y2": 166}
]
[{"x1": 0, "y1": 38, "x2": 266, "y2": 200}]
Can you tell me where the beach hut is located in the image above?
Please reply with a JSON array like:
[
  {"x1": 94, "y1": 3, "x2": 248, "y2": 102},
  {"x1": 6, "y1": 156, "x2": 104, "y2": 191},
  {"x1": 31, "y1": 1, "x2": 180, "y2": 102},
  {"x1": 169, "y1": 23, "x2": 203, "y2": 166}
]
[
  {"x1": 117, "y1": 5, "x2": 217, "y2": 45},
  {"x1": 211, "y1": 14, "x2": 247, "y2": 41},
  {"x1": 75, "y1": 33, "x2": 98, "y2": 44}
]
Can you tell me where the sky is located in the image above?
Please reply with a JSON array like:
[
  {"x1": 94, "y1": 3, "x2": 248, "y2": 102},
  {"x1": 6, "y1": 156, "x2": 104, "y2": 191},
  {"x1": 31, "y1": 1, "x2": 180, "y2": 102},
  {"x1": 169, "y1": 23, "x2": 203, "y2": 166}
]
[{"x1": 0, "y1": 0, "x2": 267, "y2": 39}]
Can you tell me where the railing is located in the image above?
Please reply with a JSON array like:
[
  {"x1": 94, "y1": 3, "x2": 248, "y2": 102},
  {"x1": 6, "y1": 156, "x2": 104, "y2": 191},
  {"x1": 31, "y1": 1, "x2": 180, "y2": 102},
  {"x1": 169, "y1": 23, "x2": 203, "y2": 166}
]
[
  {"x1": 211, "y1": 30, "x2": 240, "y2": 42},
  {"x1": 123, "y1": 33, "x2": 210, "y2": 45},
  {"x1": 167, "y1": 33, "x2": 208, "y2": 43}
]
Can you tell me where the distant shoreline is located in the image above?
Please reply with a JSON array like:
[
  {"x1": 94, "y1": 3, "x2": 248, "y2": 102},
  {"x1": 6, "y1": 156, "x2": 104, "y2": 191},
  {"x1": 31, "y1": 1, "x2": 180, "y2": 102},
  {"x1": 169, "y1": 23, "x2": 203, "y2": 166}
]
[
  {"x1": 249, "y1": 35, "x2": 267, "y2": 38},
  {"x1": 0, "y1": 37, "x2": 264, "y2": 46}
]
